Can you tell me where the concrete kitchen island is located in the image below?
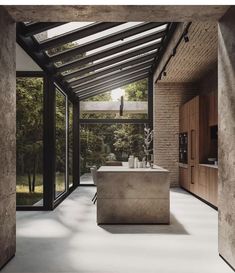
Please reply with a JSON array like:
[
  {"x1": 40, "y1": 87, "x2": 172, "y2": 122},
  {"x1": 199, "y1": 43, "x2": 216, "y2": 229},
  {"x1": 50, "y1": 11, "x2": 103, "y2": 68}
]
[{"x1": 96, "y1": 165, "x2": 170, "y2": 224}]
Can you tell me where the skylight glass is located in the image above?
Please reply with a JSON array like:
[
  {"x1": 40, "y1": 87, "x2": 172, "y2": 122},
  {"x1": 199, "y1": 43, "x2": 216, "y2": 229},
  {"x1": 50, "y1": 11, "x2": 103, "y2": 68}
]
[{"x1": 34, "y1": 22, "x2": 94, "y2": 42}]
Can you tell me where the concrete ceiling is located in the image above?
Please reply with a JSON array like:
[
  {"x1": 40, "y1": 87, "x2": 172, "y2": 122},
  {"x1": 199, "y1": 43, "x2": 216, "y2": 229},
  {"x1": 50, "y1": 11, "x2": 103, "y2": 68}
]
[
  {"x1": 158, "y1": 22, "x2": 218, "y2": 83},
  {"x1": 4, "y1": 5, "x2": 229, "y2": 22}
]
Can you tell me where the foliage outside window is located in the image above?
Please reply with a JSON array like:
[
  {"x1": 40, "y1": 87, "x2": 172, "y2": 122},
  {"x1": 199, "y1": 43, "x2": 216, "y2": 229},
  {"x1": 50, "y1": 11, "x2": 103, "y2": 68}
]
[
  {"x1": 80, "y1": 79, "x2": 148, "y2": 119},
  {"x1": 16, "y1": 77, "x2": 44, "y2": 206},
  {"x1": 80, "y1": 79, "x2": 149, "y2": 177}
]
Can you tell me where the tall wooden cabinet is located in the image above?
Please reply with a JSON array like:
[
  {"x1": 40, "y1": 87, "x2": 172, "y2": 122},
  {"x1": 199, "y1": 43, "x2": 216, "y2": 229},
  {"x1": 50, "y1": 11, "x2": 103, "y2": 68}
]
[
  {"x1": 179, "y1": 92, "x2": 218, "y2": 207},
  {"x1": 188, "y1": 96, "x2": 199, "y2": 194}
]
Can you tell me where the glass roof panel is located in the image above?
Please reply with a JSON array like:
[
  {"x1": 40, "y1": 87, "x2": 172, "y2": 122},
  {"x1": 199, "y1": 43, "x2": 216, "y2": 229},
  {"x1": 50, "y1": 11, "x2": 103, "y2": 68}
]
[
  {"x1": 34, "y1": 22, "x2": 94, "y2": 42},
  {"x1": 45, "y1": 22, "x2": 142, "y2": 55},
  {"x1": 87, "y1": 24, "x2": 167, "y2": 55},
  {"x1": 47, "y1": 22, "x2": 166, "y2": 60},
  {"x1": 93, "y1": 39, "x2": 161, "y2": 64}
]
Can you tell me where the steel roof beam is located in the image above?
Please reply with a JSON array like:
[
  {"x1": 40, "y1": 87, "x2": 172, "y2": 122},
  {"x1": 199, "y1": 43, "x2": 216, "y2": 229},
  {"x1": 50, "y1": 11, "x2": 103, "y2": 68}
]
[
  {"x1": 63, "y1": 41, "x2": 160, "y2": 81},
  {"x1": 72, "y1": 62, "x2": 151, "y2": 91},
  {"x1": 78, "y1": 74, "x2": 148, "y2": 100},
  {"x1": 57, "y1": 28, "x2": 166, "y2": 73},
  {"x1": 19, "y1": 22, "x2": 65, "y2": 37},
  {"x1": 65, "y1": 51, "x2": 155, "y2": 84},
  {"x1": 76, "y1": 72, "x2": 149, "y2": 95},
  {"x1": 63, "y1": 49, "x2": 156, "y2": 82},
  {"x1": 49, "y1": 22, "x2": 166, "y2": 62},
  {"x1": 40, "y1": 22, "x2": 125, "y2": 50}
]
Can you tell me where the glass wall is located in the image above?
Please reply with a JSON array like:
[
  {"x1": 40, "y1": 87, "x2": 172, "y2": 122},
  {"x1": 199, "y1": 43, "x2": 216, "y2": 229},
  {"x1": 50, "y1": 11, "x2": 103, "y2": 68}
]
[
  {"x1": 79, "y1": 79, "x2": 149, "y2": 185},
  {"x1": 68, "y1": 100, "x2": 73, "y2": 188},
  {"x1": 55, "y1": 88, "x2": 67, "y2": 199},
  {"x1": 80, "y1": 123, "x2": 145, "y2": 174},
  {"x1": 16, "y1": 76, "x2": 44, "y2": 206}
]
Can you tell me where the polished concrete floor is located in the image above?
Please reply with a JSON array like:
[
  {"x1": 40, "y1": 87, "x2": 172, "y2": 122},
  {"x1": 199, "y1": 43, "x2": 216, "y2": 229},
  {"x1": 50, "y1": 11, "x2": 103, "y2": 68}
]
[{"x1": 2, "y1": 187, "x2": 233, "y2": 273}]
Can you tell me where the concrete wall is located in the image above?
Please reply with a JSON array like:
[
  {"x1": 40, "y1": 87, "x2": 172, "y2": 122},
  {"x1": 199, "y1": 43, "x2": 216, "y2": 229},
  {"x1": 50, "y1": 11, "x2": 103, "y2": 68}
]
[
  {"x1": 218, "y1": 7, "x2": 235, "y2": 270},
  {"x1": 198, "y1": 66, "x2": 218, "y2": 95},
  {"x1": 153, "y1": 82, "x2": 198, "y2": 187},
  {"x1": 0, "y1": 7, "x2": 16, "y2": 269}
]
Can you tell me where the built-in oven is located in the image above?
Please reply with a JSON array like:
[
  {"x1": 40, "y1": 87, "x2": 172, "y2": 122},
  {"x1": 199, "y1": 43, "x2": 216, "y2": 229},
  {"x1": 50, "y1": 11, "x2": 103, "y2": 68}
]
[{"x1": 179, "y1": 132, "x2": 188, "y2": 164}]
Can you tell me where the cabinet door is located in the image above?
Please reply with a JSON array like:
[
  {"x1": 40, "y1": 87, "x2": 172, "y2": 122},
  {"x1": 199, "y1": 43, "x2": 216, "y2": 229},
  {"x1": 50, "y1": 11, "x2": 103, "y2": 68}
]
[
  {"x1": 208, "y1": 168, "x2": 218, "y2": 206},
  {"x1": 179, "y1": 167, "x2": 188, "y2": 190},
  {"x1": 209, "y1": 93, "x2": 218, "y2": 126},
  {"x1": 198, "y1": 166, "x2": 208, "y2": 200},
  {"x1": 179, "y1": 103, "x2": 189, "y2": 133},
  {"x1": 188, "y1": 97, "x2": 199, "y2": 194}
]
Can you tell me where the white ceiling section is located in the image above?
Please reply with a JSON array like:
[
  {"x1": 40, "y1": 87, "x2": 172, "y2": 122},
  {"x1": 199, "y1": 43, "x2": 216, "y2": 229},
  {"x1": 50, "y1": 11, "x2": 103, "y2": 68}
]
[{"x1": 16, "y1": 43, "x2": 42, "y2": 71}]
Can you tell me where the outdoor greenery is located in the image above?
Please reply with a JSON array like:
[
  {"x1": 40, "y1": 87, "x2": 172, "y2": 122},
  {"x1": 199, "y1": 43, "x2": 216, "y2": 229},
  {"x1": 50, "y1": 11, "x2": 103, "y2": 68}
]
[
  {"x1": 16, "y1": 78, "x2": 71, "y2": 205},
  {"x1": 80, "y1": 79, "x2": 148, "y2": 173}
]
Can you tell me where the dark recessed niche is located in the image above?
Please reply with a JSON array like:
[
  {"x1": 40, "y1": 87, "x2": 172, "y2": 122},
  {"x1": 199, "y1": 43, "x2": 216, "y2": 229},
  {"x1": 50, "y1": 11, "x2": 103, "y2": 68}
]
[{"x1": 210, "y1": 125, "x2": 218, "y2": 140}]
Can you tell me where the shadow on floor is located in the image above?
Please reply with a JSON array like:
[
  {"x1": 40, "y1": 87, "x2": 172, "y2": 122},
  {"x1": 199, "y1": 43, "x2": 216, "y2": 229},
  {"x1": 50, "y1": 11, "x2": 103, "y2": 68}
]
[{"x1": 99, "y1": 213, "x2": 189, "y2": 235}]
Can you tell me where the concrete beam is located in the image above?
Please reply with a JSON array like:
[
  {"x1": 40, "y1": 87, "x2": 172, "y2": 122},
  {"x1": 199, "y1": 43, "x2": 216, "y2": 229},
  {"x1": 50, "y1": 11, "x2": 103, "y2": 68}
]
[
  {"x1": 4, "y1": 5, "x2": 229, "y2": 22},
  {"x1": 80, "y1": 101, "x2": 147, "y2": 113}
]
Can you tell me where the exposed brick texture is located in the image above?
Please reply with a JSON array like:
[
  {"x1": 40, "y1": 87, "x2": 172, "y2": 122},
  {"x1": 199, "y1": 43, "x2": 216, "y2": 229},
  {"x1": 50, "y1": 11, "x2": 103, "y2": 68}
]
[
  {"x1": 153, "y1": 82, "x2": 198, "y2": 187},
  {"x1": 155, "y1": 22, "x2": 217, "y2": 83}
]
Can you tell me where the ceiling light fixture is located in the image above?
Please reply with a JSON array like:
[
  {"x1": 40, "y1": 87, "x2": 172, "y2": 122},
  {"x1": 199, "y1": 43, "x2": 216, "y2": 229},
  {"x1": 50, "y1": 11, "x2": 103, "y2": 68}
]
[{"x1": 184, "y1": 34, "x2": 189, "y2": 43}]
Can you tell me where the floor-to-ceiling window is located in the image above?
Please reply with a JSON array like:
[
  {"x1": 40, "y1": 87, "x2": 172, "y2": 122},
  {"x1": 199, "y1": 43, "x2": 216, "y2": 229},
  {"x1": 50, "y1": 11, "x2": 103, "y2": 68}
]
[
  {"x1": 68, "y1": 100, "x2": 73, "y2": 188},
  {"x1": 16, "y1": 74, "x2": 44, "y2": 207},
  {"x1": 16, "y1": 74, "x2": 75, "y2": 209}
]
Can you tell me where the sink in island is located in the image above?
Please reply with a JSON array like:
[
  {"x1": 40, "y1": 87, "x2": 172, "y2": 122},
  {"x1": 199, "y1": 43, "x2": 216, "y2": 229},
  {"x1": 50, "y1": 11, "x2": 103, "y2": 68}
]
[{"x1": 96, "y1": 165, "x2": 170, "y2": 224}]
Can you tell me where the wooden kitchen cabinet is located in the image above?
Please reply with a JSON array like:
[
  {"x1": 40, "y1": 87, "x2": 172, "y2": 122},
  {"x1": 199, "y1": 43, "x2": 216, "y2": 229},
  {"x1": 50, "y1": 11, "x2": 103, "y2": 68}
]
[
  {"x1": 179, "y1": 166, "x2": 189, "y2": 190},
  {"x1": 179, "y1": 94, "x2": 217, "y2": 208},
  {"x1": 208, "y1": 167, "x2": 218, "y2": 206},
  {"x1": 209, "y1": 92, "x2": 218, "y2": 126},
  {"x1": 198, "y1": 165, "x2": 218, "y2": 207},
  {"x1": 179, "y1": 103, "x2": 189, "y2": 133},
  {"x1": 198, "y1": 166, "x2": 208, "y2": 200},
  {"x1": 188, "y1": 96, "x2": 199, "y2": 194}
]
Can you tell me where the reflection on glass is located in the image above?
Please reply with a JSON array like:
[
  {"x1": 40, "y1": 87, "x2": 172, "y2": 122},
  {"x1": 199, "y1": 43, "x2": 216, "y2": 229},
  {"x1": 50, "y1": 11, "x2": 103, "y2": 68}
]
[
  {"x1": 16, "y1": 77, "x2": 44, "y2": 206},
  {"x1": 68, "y1": 101, "x2": 73, "y2": 188},
  {"x1": 80, "y1": 79, "x2": 148, "y2": 119},
  {"x1": 80, "y1": 123, "x2": 145, "y2": 180},
  {"x1": 55, "y1": 89, "x2": 67, "y2": 198}
]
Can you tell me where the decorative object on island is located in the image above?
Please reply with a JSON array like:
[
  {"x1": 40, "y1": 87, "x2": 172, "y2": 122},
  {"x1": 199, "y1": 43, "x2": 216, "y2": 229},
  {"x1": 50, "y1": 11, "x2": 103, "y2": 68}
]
[{"x1": 143, "y1": 124, "x2": 154, "y2": 168}]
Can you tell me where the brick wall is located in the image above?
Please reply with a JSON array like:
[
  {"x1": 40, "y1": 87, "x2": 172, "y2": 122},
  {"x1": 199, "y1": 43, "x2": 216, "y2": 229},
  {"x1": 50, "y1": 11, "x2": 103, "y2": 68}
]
[{"x1": 153, "y1": 82, "x2": 198, "y2": 187}]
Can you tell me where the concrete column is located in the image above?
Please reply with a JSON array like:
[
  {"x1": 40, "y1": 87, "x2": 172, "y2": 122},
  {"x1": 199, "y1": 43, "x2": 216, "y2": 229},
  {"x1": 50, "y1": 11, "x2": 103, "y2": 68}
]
[
  {"x1": 0, "y1": 7, "x2": 16, "y2": 269},
  {"x1": 218, "y1": 7, "x2": 235, "y2": 270}
]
